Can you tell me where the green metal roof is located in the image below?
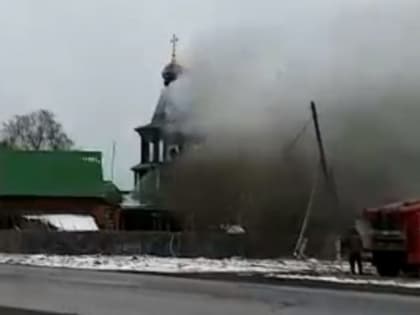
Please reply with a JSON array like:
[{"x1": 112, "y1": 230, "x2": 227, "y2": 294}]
[
  {"x1": 103, "y1": 180, "x2": 123, "y2": 205},
  {"x1": 0, "y1": 149, "x2": 105, "y2": 198}
]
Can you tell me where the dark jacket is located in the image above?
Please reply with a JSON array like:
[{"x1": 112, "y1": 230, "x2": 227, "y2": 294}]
[
  {"x1": 341, "y1": 230, "x2": 363, "y2": 255},
  {"x1": 348, "y1": 233, "x2": 363, "y2": 254}
]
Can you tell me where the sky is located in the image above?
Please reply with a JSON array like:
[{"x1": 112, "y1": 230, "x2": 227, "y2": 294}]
[
  {"x1": 0, "y1": 0, "x2": 418, "y2": 190},
  {"x1": 0, "y1": 0, "x2": 332, "y2": 189}
]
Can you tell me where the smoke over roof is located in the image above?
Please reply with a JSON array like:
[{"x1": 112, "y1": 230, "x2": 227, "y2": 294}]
[{"x1": 154, "y1": 0, "x2": 420, "y2": 256}]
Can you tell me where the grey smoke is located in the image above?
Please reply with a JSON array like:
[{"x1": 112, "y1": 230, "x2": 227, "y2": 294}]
[
  {"x1": 162, "y1": 0, "x2": 420, "y2": 256},
  {"x1": 173, "y1": 0, "x2": 420, "y2": 205}
]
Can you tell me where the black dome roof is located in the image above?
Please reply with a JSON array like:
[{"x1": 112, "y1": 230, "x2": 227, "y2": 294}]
[{"x1": 161, "y1": 61, "x2": 183, "y2": 86}]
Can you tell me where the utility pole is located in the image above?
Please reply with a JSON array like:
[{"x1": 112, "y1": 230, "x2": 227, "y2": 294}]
[
  {"x1": 310, "y1": 101, "x2": 329, "y2": 180},
  {"x1": 310, "y1": 101, "x2": 340, "y2": 210},
  {"x1": 294, "y1": 101, "x2": 340, "y2": 258}
]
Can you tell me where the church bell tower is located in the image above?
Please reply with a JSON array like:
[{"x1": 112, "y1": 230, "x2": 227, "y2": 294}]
[{"x1": 131, "y1": 35, "x2": 186, "y2": 190}]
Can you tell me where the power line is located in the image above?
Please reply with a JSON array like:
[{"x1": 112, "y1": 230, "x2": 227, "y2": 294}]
[{"x1": 283, "y1": 118, "x2": 312, "y2": 155}]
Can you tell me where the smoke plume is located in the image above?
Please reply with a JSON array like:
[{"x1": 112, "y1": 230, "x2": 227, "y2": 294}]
[{"x1": 162, "y1": 0, "x2": 420, "y2": 257}]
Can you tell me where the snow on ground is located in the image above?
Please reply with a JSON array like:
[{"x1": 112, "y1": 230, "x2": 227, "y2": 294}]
[
  {"x1": 0, "y1": 254, "x2": 333, "y2": 274},
  {"x1": 0, "y1": 254, "x2": 419, "y2": 288},
  {"x1": 0, "y1": 255, "x2": 348, "y2": 275}
]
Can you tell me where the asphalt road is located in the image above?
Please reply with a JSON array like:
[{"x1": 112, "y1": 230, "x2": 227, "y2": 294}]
[{"x1": 0, "y1": 264, "x2": 418, "y2": 315}]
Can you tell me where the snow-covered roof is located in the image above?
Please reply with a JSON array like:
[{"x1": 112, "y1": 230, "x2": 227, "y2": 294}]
[{"x1": 24, "y1": 214, "x2": 99, "y2": 232}]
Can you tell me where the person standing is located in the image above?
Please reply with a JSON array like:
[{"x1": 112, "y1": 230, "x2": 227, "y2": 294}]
[
  {"x1": 342, "y1": 228, "x2": 364, "y2": 275},
  {"x1": 349, "y1": 228, "x2": 364, "y2": 275}
]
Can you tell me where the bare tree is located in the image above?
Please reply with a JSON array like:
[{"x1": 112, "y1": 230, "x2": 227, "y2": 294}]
[{"x1": 1, "y1": 110, "x2": 74, "y2": 150}]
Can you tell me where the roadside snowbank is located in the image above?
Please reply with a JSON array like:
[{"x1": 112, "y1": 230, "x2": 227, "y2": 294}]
[
  {"x1": 0, "y1": 254, "x2": 419, "y2": 289},
  {"x1": 0, "y1": 254, "x2": 341, "y2": 274}
]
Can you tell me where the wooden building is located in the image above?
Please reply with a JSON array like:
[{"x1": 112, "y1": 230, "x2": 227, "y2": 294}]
[{"x1": 126, "y1": 35, "x2": 195, "y2": 231}]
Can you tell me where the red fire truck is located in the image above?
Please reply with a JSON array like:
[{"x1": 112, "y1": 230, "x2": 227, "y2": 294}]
[{"x1": 362, "y1": 200, "x2": 420, "y2": 276}]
